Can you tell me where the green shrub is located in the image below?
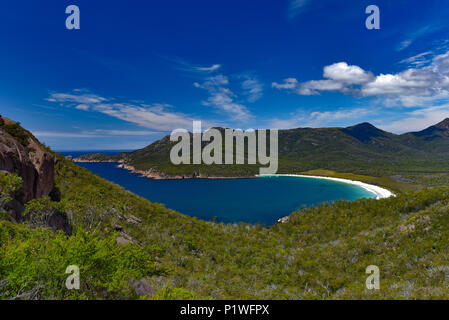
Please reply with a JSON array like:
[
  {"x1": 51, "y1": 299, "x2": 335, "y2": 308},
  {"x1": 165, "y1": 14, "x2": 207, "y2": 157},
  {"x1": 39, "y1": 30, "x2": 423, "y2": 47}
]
[
  {"x1": 1, "y1": 122, "x2": 29, "y2": 146},
  {"x1": 0, "y1": 221, "x2": 163, "y2": 299},
  {"x1": 0, "y1": 173, "x2": 22, "y2": 217}
]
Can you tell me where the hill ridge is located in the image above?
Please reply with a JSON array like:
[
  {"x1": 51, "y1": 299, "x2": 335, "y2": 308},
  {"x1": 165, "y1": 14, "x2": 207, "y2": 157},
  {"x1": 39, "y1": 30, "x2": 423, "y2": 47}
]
[{"x1": 73, "y1": 118, "x2": 449, "y2": 178}]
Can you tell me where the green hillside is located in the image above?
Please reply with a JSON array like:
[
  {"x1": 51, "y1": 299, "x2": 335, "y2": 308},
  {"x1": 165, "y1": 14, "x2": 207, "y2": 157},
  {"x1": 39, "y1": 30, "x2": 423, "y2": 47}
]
[
  {"x1": 3, "y1": 120, "x2": 449, "y2": 299},
  {"x1": 3, "y1": 153, "x2": 449, "y2": 299},
  {"x1": 76, "y1": 119, "x2": 449, "y2": 178}
]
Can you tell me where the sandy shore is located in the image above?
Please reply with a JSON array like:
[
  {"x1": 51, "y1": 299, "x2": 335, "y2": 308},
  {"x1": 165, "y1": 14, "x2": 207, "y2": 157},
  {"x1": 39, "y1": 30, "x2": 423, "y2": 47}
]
[
  {"x1": 74, "y1": 159, "x2": 394, "y2": 199},
  {"x1": 258, "y1": 174, "x2": 395, "y2": 200}
]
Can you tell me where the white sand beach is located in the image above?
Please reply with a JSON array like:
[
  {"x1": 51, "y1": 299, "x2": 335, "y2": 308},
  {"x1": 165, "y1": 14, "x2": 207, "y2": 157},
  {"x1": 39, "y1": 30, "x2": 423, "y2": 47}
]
[{"x1": 258, "y1": 174, "x2": 395, "y2": 200}]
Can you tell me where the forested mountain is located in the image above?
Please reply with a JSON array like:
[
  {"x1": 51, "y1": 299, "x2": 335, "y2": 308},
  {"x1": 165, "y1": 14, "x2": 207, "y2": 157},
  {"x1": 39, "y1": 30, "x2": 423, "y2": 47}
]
[{"x1": 77, "y1": 119, "x2": 449, "y2": 177}]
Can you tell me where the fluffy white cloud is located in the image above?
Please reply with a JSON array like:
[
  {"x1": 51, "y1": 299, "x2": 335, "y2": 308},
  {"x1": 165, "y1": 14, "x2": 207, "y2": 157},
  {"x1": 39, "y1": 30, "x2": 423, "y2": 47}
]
[
  {"x1": 272, "y1": 51, "x2": 449, "y2": 107},
  {"x1": 323, "y1": 62, "x2": 373, "y2": 84},
  {"x1": 361, "y1": 53, "x2": 449, "y2": 105},
  {"x1": 298, "y1": 79, "x2": 345, "y2": 95},
  {"x1": 361, "y1": 70, "x2": 435, "y2": 96},
  {"x1": 273, "y1": 62, "x2": 372, "y2": 96}
]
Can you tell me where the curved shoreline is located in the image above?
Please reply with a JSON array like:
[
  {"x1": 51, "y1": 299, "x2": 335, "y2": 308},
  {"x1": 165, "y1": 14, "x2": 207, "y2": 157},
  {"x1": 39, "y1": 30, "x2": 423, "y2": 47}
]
[
  {"x1": 257, "y1": 174, "x2": 395, "y2": 200},
  {"x1": 74, "y1": 160, "x2": 395, "y2": 199}
]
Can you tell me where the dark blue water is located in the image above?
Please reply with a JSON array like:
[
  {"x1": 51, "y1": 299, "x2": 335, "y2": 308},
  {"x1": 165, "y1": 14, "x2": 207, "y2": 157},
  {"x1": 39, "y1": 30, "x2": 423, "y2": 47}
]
[
  {"x1": 61, "y1": 150, "x2": 131, "y2": 158},
  {"x1": 60, "y1": 151, "x2": 375, "y2": 224}
]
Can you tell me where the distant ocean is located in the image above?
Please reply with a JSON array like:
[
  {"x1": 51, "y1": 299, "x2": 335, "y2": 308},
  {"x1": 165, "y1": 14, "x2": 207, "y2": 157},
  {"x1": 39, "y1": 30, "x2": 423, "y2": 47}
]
[{"x1": 60, "y1": 151, "x2": 376, "y2": 225}]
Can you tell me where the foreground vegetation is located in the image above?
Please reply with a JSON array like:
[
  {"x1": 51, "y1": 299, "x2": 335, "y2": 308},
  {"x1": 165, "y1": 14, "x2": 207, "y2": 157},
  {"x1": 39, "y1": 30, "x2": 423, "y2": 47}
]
[{"x1": 2, "y1": 152, "x2": 449, "y2": 299}]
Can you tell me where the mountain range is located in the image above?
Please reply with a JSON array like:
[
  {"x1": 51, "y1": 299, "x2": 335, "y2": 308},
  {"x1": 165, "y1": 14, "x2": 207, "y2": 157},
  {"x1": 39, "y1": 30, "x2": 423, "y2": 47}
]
[{"x1": 76, "y1": 119, "x2": 449, "y2": 177}]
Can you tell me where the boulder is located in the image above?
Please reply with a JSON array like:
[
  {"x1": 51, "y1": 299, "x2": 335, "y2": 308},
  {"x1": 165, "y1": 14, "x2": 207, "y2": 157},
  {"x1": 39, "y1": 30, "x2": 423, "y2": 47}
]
[
  {"x1": 126, "y1": 214, "x2": 142, "y2": 225},
  {"x1": 112, "y1": 224, "x2": 124, "y2": 232},
  {"x1": 130, "y1": 278, "x2": 155, "y2": 298},
  {"x1": 116, "y1": 230, "x2": 136, "y2": 245},
  {"x1": 47, "y1": 210, "x2": 73, "y2": 236},
  {"x1": 116, "y1": 236, "x2": 130, "y2": 245}
]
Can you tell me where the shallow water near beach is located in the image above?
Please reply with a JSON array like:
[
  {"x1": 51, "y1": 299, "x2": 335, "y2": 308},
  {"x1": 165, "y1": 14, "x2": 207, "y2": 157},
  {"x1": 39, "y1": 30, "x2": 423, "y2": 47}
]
[{"x1": 68, "y1": 156, "x2": 376, "y2": 224}]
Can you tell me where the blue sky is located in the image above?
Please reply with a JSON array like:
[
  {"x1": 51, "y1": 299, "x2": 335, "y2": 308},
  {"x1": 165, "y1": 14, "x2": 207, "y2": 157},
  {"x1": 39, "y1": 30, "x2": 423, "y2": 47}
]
[{"x1": 1, "y1": 0, "x2": 449, "y2": 150}]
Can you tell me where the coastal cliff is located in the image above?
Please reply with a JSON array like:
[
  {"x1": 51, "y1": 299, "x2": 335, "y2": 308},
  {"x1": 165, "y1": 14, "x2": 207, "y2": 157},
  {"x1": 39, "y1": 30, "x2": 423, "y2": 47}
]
[{"x1": 0, "y1": 116, "x2": 56, "y2": 219}]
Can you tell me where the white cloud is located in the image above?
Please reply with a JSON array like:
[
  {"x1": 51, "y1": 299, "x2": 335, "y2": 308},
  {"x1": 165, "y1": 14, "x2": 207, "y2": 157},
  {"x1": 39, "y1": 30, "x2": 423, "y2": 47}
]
[
  {"x1": 33, "y1": 131, "x2": 97, "y2": 138},
  {"x1": 195, "y1": 75, "x2": 253, "y2": 120},
  {"x1": 400, "y1": 51, "x2": 434, "y2": 67},
  {"x1": 47, "y1": 92, "x2": 107, "y2": 105},
  {"x1": 241, "y1": 77, "x2": 263, "y2": 102},
  {"x1": 47, "y1": 91, "x2": 199, "y2": 131},
  {"x1": 94, "y1": 103, "x2": 195, "y2": 131},
  {"x1": 194, "y1": 64, "x2": 221, "y2": 73},
  {"x1": 33, "y1": 129, "x2": 163, "y2": 138},
  {"x1": 378, "y1": 105, "x2": 449, "y2": 133},
  {"x1": 266, "y1": 107, "x2": 373, "y2": 129},
  {"x1": 272, "y1": 51, "x2": 449, "y2": 107},
  {"x1": 323, "y1": 62, "x2": 373, "y2": 84},
  {"x1": 172, "y1": 58, "x2": 222, "y2": 74},
  {"x1": 75, "y1": 104, "x2": 89, "y2": 111},
  {"x1": 361, "y1": 70, "x2": 435, "y2": 97},
  {"x1": 298, "y1": 79, "x2": 345, "y2": 95},
  {"x1": 309, "y1": 108, "x2": 372, "y2": 123},
  {"x1": 92, "y1": 129, "x2": 164, "y2": 136},
  {"x1": 397, "y1": 40, "x2": 413, "y2": 51},
  {"x1": 175, "y1": 59, "x2": 261, "y2": 117},
  {"x1": 361, "y1": 53, "x2": 449, "y2": 105},
  {"x1": 272, "y1": 78, "x2": 298, "y2": 90},
  {"x1": 396, "y1": 25, "x2": 442, "y2": 52},
  {"x1": 273, "y1": 62, "x2": 373, "y2": 96},
  {"x1": 194, "y1": 74, "x2": 229, "y2": 89}
]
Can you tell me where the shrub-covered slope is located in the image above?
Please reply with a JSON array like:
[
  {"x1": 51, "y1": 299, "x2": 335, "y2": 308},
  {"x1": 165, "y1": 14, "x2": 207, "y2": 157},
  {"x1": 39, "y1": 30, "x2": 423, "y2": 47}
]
[
  {"x1": 2, "y1": 119, "x2": 449, "y2": 299},
  {"x1": 2, "y1": 154, "x2": 449, "y2": 299}
]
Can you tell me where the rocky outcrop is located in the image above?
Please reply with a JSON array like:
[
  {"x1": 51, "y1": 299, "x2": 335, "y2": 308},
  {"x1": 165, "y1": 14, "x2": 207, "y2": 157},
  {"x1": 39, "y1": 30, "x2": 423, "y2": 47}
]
[
  {"x1": 116, "y1": 163, "x2": 253, "y2": 180},
  {"x1": 47, "y1": 210, "x2": 73, "y2": 236},
  {"x1": 277, "y1": 216, "x2": 290, "y2": 224},
  {"x1": 129, "y1": 279, "x2": 155, "y2": 298},
  {"x1": 0, "y1": 116, "x2": 56, "y2": 215}
]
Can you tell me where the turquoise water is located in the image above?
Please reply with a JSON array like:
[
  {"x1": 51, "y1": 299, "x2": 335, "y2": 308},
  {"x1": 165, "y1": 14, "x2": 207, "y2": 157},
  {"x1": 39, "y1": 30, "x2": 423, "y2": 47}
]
[{"x1": 70, "y1": 157, "x2": 376, "y2": 225}]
